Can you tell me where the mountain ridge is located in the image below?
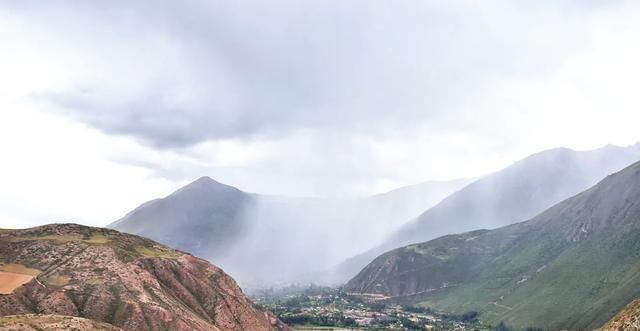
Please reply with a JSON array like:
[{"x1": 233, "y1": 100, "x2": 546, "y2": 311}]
[
  {"x1": 333, "y1": 143, "x2": 640, "y2": 283},
  {"x1": 345, "y1": 160, "x2": 640, "y2": 330}
]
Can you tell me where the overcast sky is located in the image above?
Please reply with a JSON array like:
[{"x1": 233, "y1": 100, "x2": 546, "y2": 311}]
[{"x1": 1, "y1": 0, "x2": 640, "y2": 228}]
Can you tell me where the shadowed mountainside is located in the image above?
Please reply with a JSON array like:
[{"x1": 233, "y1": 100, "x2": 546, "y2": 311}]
[{"x1": 109, "y1": 176, "x2": 252, "y2": 264}]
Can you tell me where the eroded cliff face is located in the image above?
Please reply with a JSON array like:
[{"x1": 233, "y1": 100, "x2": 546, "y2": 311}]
[{"x1": 0, "y1": 224, "x2": 280, "y2": 331}]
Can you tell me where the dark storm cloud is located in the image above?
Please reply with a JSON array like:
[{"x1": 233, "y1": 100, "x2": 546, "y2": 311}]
[{"x1": 7, "y1": 0, "x2": 611, "y2": 148}]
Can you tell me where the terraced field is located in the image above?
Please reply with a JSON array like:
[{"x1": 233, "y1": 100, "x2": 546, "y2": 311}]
[{"x1": 0, "y1": 264, "x2": 40, "y2": 294}]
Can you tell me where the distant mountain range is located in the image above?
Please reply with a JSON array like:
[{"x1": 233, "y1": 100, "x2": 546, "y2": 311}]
[
  {"x1": 109, "y1": 176, "x2": 472, "y2": 285},
  {"x1": 345, "y1": 160, "x2": 640, "y2": 330},
  {"x1": 0, "y1": 224, "x2": 283, "y2": 331},
  {"x1": 110, "y1": 143, "x2": 640, "y2": 287},
  {"x1": 333, "y1": 143, "x2": 640, "y2": 283}
]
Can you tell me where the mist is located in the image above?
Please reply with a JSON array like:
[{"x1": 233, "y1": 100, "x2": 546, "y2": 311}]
[{"x1": 111, "y1": 176, "x2": 471, "y2": 286}]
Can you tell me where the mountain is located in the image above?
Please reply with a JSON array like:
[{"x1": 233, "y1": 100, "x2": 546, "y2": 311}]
[
  {"x1": 0, "y1": 224, "x2": 282, "y2": 331},
  {"x1": 389, "y1": 144, "x2": 640, "y2": 247},
  {"x1": 601, "y1": 299, "x2": 640, "y2": 331},
  {"x1": 345, "y1": 160, "x2": 640, "y2": 330},
  {"x1": 109, "y1": 176, "x2": 253, "y2": 264},
  {"x1": 109, "y1": 176, "x2": 471, "y2": 285},
  {"x1": 336, "y1": 143, "x2": 640, "y2": 282}
]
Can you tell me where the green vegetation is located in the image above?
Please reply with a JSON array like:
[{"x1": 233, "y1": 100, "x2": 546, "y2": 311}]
[
  {"x1": 346, "y1": 162, "x2": 640, "y2": 330},
  {"x1": 493, "y1": 322, "x2": 512, "y2": 331},
  {"x1": 407, "y1": 228, "x2": 640, "y2": 330}
]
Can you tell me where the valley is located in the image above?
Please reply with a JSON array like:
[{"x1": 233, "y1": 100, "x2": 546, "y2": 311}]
[
  {"x1": 1, "y1": 147, "x2": 640, "y2": 330},
  {"x1": 3, "y1": 149, "x2": 640, "y2": 330}
]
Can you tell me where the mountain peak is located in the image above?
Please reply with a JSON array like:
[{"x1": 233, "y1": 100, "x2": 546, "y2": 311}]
[
  {"x1": 109, "y1": 174, "x2": 252, "y2": 262},
  {"x1": 194, "y1": 175, "x2": 216, "y2": 184},
  {"x1": 188, "y1": 175, "x2": 224, "y2": 188},
  {"x1": 172, "y1": 176, "x2": 242, "y2": 196}
]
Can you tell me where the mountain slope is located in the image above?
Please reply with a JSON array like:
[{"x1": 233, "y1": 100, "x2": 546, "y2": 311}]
[
  {"x1": 109, "y1": 176, "x2": 470, "y2": 285},
  {"x1": 346, "y1": 160, "x2": 640, "y2": 330},
  {"x1": 357, "y1": 177, "x2": 475, "y2": 231},
  {"x1": 0, "y1": 224, "x2": 279, "y2": 331},
  {"x1": 337, "y1": 143, "x2": 640, "y2": 282},
  {"x1": 390, "y1": 143, "x2": 640, "y2": 248}
]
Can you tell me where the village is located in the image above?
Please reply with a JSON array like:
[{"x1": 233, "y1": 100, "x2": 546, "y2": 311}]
[{"x1": 252, "y1": 286, "x2": 491, "y2": 331}]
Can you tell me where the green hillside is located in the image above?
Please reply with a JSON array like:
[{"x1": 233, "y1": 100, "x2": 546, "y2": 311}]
[{"x1": 346, "y1": 161, "x2": 640, "y2": 330}]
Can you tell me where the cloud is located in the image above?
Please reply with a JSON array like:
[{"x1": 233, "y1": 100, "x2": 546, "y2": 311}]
[
  {"x1": 1, "y1": 0, "x2": 640, "y2": 228},
  {"x1": 4, "y1": 0, "x2": 615, "y2": 148}
]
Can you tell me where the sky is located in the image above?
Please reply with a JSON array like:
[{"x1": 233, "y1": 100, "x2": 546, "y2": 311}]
[{"x1": 1, "y1": 0, "x2": 640, "y2": 228}]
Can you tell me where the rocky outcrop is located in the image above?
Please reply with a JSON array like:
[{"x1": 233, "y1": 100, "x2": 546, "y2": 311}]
[
  {"x1": 601, "y1": 299, "x2": 640, "y2": 331},
  {"x1": 0, "y1": 224, "x2": 281, "y2": 331}
]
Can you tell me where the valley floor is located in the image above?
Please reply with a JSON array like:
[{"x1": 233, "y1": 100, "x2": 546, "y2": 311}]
[{"x1": 253, "y1": 285, "x2": 492, "y2": 331}]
